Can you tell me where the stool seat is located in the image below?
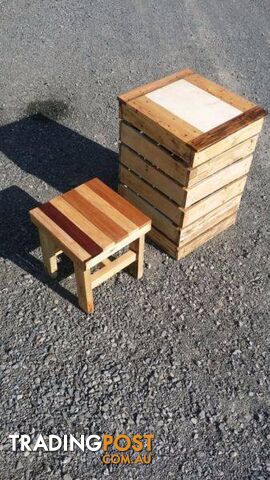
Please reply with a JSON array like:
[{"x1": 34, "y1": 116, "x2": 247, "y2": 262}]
[{"x1": 30, "y1": 178, "x2": 151, "y2": 313}]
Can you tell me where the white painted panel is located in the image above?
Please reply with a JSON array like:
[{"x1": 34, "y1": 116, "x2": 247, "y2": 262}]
[{"x1": 146, "y1": 79, "x2": 241, "y2": 133}]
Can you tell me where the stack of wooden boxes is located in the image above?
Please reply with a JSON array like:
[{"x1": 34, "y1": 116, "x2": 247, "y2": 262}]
[{"x1": 118, "y1": 69, "x2": 267, "y2": 260}]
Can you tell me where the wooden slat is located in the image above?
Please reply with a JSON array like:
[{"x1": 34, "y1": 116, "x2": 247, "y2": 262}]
[
  {"x1": 39, "y1": 202, "x2": 103, "y2": 257},
  {"x1": 51, "y1": 196, "x2": 114, "y2": 250},
  {"x1": 185, "y1": 155, "x2": 252, "y2": 207},
  {"x1": 91, "y1": 250, "x2": 136, "y2": 288},
  {"x1": 86, "y1": 177, "x2": 150, "y2": 228},
  {"x1": 190, "y1": 107, "x2": 267, "y2": 152},
  {"x1": 189, "y1": 135, "x2": 258, "y2": 186},
  {"x1": 63, "y1": 189, "x2": 128, "y2": 242},
  {"x1": 120, "y1": 144, "x2": 187, "y2": 206},
  {"x1": 183, "y1": 176, "x2": 247, "y2": 227},
  {"x1": 148, "y1": 227, "x2": 178, "y2": 258},
  {"x1": 120, "y1": 122, "x2": 189, "y2": 185},
  {"x1": 186, "y1": 73, "x2": 256, "y2": 112},
  {"x1": 178, "y1": 213, "x2": 237, "y2": 259},
  {"x1": 192, "y1": 118, "x2": 263, "y2": 167},
  {"x1": 130, "y1": 96, "x2": 201, "y2": 143},
  {"x1": 77, "y1": 183, "x2": 138, "y2": 233},
  {"x1": 118, "y1": 68, "x2": 194, "y2": 104},
  {"x1": 120, "y1": 102, "x2": 193, "y2": 164},
  {"x1": 179, "y1": 195, "x2": 241, "y2": 245},
  {"x1": 30, "y1": 208, "x2": 90, "y2": 264},
  {"x1": 119, "y1": 184, "x2": 179, "y2": 243},
  {"x1": 119, "y1": 165, "x2": 183, "y2": 224}
]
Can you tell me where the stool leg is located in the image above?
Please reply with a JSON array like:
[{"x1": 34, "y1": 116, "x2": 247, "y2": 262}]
[
  {"x1": 129, "y1": 235, "x2": 145, "y2": 279},
  {"x1": 39, "y1": 229, "x2": 58, "y2": 278},
  {"x1": 74, "y1": 263, "x2": 94, "y2": 314}
]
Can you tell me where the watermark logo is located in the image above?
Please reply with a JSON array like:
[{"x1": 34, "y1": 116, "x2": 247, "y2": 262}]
[{"x1": 8, "y1": 433, "x2": 154, "y2": 465}]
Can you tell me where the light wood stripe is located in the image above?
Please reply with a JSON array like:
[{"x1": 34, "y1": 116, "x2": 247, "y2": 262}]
[
  {"x1": 63, "y1": 189, "x2": 128, "y2": 242},
  {"x1": 86, "y1": 177, "x2": 150, "y2": 227},
  {"x1": 51, "y1": 196, "x2": 114, "y2": 250},
  {"x1": 77, "y1": 184, "x2": 139, "y2": 233}
]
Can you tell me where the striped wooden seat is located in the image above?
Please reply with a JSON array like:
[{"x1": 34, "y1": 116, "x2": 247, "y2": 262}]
[{"x1": 30, "y1": 178, "x2": 151, "y2": 313}]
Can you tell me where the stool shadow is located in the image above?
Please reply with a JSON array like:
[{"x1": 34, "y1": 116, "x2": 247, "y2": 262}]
[
  {"x1": 0, "y1": 186, "x2": 83, "y2": 307},
  {"x1": 0, "y1": 114, "x2": 118, "y2": 192}
]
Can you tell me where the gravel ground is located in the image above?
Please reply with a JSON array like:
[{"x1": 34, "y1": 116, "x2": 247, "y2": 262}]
[{"x1": 0, "y1": 1, "x2": 269, "y2": 479}]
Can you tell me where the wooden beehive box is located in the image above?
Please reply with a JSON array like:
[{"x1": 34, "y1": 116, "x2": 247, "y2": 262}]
[{"x1": 118, "y1": 69, "x2": 267, "y2": 259}]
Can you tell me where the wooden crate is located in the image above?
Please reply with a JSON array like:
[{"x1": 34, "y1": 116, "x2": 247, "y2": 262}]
[{"x1": 118, "y1": 69, "x2": 267, "y2": 259}]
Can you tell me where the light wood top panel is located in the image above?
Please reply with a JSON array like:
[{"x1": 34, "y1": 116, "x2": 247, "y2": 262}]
[{"x1": 146, "y1": 79, "x2": 242, "y2": 133}]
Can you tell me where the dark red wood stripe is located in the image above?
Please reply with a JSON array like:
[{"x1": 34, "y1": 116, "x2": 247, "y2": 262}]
[
  {"x1": 190, "y1": 106, "x2": 267, "y2": 152},
  {"x1": 85, "y1": 178, "x2": 150, "y2": 228},
  {"x1": 39, "y1": 202, "x2": 103, "y2": 257},
  {"x1": 63, "y1": 189, "x2": 128, "y2": 242}
]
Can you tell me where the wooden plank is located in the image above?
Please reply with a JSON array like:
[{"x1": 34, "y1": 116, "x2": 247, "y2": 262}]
[
  {"x1": 185, "y1": 155, "x2": 252, "y2": 207},
  {"x1": 120, "y1": 122, "x2": 189, "y2": 185},
  {"x1": 130, "y1": 96, "x2": 201, "y2": 142},
  {"x1": 86, "y1": 223, "x2": 151, "y2": 269},
  {"x1": 190, "y1": 107, "x2": 266, "y2": 152},
  {"x1": 38, "y1": 202, "x2": 103, "y2": 258},
  {"x1": 119, "y1": 184, "x2": 179, "y2": 243},
  {"x1": 148, "y1": 227, "x2": 178, "y2": 258},
  {"x1": 63, "y1": 189, "x2": 128, "y2": 242},
  {"x1": 118, "y1": 68, "x2": 194, "y2": 104},
  {"x1": 120, "y1": 102, "x2": 193, "y2": 164},
  {"x1": 183, "y1": 176, "x2": 247, "y2": 227},
  {"x1": 186, "y1": 73, "x2": 256, "y2": 112},
  {"x1": 30, "y1": 208, "x2": 90, "y2": 265},
  {"x1": 51, "y1": 196, "x2": 114, "y2": 250},
  {"x1": 188, "y1": 135, "x2": 258, "y2": 186},
  {"x1": 86, "y1": 177, "x2": 150, "y2": 228},
  {"x1": 77, "y1": 183, "x2": 139, "y2": 233},
  {"x1": 178, "y1": 213, "x2": 237, "y2": 259},
  {"x1": 179, "y1": 195, "x2": 241, "y2": 245},
  {"x1": 91, "y1": 250, "x2": 136, "y2": 288},
  {"x1": 120, "y1": 144, "x2": 187, "y2": 206},
  {"x1": 119, "y1": 165, "x2": 183, "y2": 224}
]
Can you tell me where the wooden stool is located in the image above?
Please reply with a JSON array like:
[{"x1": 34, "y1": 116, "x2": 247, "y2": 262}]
[{"x1": 30, "y1": 178, "x2": 151, "y2": 313}]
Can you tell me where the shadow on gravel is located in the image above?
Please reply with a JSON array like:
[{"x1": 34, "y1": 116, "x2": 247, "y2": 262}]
[
  {"x1": 0, "y1": 115, "x2": 118, "y2": 307},
  {"x1": 0, "y1": 186, "x2": 81, "y2": 307},
  {"x1": 0, "y1": 114, "x2": 118, "y2": 191}
]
